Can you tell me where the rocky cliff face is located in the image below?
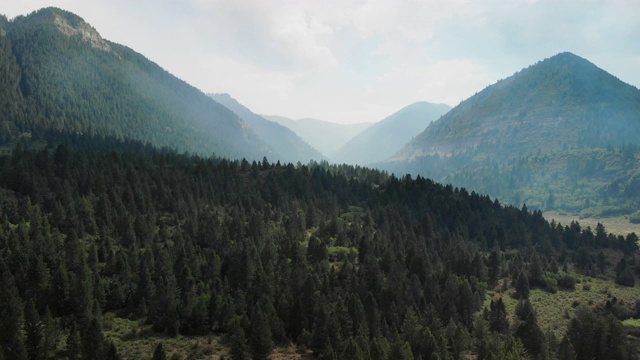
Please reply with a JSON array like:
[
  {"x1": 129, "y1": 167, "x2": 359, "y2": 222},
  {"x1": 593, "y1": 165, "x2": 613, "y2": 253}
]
[{"x1": 53, "y1": 13, "x2": 111, "y2": 52}]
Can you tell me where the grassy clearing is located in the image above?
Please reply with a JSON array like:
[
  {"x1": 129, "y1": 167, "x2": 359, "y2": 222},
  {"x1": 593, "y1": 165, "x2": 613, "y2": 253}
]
[
  {"x1": 103, "y1": 314, "x2": 312, "y2": 359},
  {"x1": 486, "y1": 276, "x2": 639, "y2": 338},
  {"x1": 103, "y1": 315, "x2": 228, "y2": 359},
  {"x1": 543, "y1": 211, "x2": 640, "y2": 236},
  {"x1": 623, "y1": 318, "x2": 640, "y2": 327}
]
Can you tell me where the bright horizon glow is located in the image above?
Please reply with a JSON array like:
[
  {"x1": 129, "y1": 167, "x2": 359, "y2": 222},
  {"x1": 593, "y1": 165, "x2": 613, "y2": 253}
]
[{"x1": 3, "y1": 1, "x2": 639, "y2": 124}]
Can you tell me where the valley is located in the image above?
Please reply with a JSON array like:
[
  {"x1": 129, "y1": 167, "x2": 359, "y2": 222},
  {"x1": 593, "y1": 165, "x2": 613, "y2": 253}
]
[{"x1": 0, "y1": 5, "x2": 639, "y2": 360}]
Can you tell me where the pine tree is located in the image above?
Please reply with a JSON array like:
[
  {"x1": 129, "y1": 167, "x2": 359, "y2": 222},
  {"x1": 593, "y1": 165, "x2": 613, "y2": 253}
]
[
  {"x1": 82, "y1": 318, "x2": 105, "y2": 360},
  {"x1": 250, "y1": 308, "x2": 274, "y2": 360},
  {"x1": 66, "y1": 323, "x2": 82, "y2": 360},
  {"x1": 515, "y1": 271, "x2": 530, "y2": 299},
  {"x1": 24, "y1": 299, "x2": 44, "y2": 360},
  {"x1": 341, "y1": 338, "x2": 365, "y2": 360},
  {"x1": 229, "y1": 317, "x2": 249, "y2": 360},
  {"x1": 557, "y1": 335, "x2": 576, "y2": 360},
  {"x1": 488, "y1": 298, "x2": 508, "y2": 334},
  {"x1": 0, "y1": 263, "x2": 27, "y2": 360},
  {"x1": 151, "y1": 343, "x2": 167, "y2": 360},
  {"x1": 104, "y1": 341, "x2": 121, "y2": 360}
]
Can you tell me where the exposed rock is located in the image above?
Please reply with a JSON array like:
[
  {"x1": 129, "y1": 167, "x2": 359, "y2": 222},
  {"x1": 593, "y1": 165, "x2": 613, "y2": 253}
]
[{"x1": 53, "y1": 13, "x2": 111, "y2": 52}]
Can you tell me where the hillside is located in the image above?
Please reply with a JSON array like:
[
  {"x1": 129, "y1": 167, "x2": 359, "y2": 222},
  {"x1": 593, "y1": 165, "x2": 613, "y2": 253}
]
[
  {"x1": 208, "y1": 93, "x2": 325, "y2": 163},
  {"x1": 0, "y1": 8, "x2": 271, "y2": 160},
  {"x1": 395, "y1": 52, "x2": 640, "y2": 161},
  {"x1": 0, "y1": 136, "x2": 638, "y2": 359},
  {"x1": 265, "y1": 115, "x2": 371, "y2": 156},
  {"x1": 387, "y1": 53, "x2": 640, "y2": 218},
  {"x1": 333, "y1": 102, "x2": 451, "y2": 165}
]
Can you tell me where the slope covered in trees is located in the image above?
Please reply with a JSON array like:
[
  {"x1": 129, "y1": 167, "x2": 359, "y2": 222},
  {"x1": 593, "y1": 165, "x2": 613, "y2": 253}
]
[
  {"x1": 0, "y1": 136, "x2": 638, "y2": 359},
  {"x1": 209, "y1": 93, "x2": 326, "y2": 163},
  {"x1": 333, "y1": 102, "x2": 451, "y2": 165},
  {"x1": 386, "y1": 53, "x2": 640, "y2": 218},
  {"x1": 0, "y1": 8, "x2": 272, "y2": 160}
]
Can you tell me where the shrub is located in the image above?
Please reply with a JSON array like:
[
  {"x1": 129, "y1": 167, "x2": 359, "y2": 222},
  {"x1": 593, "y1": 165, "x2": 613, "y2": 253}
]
[{"x1": 557, "y1": 272, "x2": 577, "y2": 290}]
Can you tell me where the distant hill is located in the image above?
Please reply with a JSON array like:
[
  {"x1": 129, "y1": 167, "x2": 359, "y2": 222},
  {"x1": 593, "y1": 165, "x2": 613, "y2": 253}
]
[
  {"x1": 209, "y1": 94, "x2": 325, "y2": 163},
  {"x1": 264, "y1": 115, "x2": 371, "y2": 156},
  {"x1": 332, "y1": 102, "x2": 451, "y2": 165},
  {"x1": 387, "y1": 52, "x2": 640, "y2": 218},
  {"x1": 0, "y1": 7, "x2": 271, "y2": 160}
]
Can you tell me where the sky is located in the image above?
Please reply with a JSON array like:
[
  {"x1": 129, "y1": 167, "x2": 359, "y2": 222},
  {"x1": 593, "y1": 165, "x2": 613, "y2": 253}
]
[{"x1": 3, "y1": 0, "x2": 640, "y2": 124}]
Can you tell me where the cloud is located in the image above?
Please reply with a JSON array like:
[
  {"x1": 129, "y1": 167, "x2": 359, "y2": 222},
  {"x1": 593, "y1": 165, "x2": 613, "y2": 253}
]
[{"x1": 375, "y1": 59, "x2": 496, "y2": 106}]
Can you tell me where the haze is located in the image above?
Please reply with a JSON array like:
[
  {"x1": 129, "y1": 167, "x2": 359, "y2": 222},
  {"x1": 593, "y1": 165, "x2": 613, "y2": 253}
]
[{"x1": 4, "y1": 0, "x2": 639, "y2": 124}]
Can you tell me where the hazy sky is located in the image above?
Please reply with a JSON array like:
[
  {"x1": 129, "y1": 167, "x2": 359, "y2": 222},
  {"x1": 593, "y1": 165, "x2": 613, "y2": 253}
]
[{"x1": 3, "y1": 0, "x2": 640, "y2": 124}]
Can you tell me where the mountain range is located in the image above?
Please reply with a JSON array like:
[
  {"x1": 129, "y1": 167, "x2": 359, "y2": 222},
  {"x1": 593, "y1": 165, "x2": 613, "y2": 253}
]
[
  {"x1": 332, "y1": 102, "x2": 451, "y2": 165},
  {"x1": 208, "y1": 93, "x2": 325, "y2": 163},
  {"x1": 264, "y1": 115, "x2": 372, "y2": 156},
  {"x1": 2, "y1": 8, "x2": 640, "y2": 219}
]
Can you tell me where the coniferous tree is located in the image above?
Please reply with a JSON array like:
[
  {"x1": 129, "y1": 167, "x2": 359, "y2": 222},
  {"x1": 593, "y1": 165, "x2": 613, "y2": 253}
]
[
  {"x1": 0, "y1": 262, "x2": 27, "y2": 360},
  {"x1": 229, "y1": 317, "x2": 249, "y2": 360},
  {"x1": 250, "y1": 307, "x2": 274, "y2": 360},
  {"x1": 104, "y1": 341, "x2": 121, "y2": 360},
  {"x1": 488, "y1": 298, "x2": 508, "y2": 334},
  {"x1": 341, "y1": 338, "x2": 365, "y2": 360},
  {"x1": 515, "y1": 271, "x2": 530, "y2": 299},
  {"x1": 557, "y1": 335, "x2": 577, "y2": 360},
  {"x1": 82, "y1": 318, "x2": 105, "y2": 360},
  {"x1": 66, "y1": 323, "x2": 82, "y2": 360},
  {"x1": 24, "y1": 299, "x2": 44, "y2": 360},
  {"x1": 151, "y1": 343, "x2": 167, "y2": 360}
]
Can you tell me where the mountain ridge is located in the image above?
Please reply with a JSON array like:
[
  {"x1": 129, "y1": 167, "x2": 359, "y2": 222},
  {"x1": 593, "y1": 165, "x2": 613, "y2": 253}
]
[
  {"x1": 333, "y1": 101, "x2": 451, "y2": 165},
  {"x1": 264, "y1": 115, "x2": 372, "y2": 156},
  {"x1": 0, "y1": 7, "x2": 273, "y2": 160},
  {"x1": 208, "y1": 93, "x2": 326, "y2": 163}
]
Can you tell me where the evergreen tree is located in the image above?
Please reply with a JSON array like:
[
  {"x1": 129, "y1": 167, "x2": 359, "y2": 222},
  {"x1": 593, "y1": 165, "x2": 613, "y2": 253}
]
[
  {"x1": 488, "y1": 298, "x2": 508, "y2": 334},
  {"x1": 151, "y1": 343, "x2": 167, "y2": 360},
  {"x1": 82, "y1": 318, "x2": 105, "y2": 360},
  {"x1": 24, "y1": 299, "x2": 44, "y2": 360},
  {"x1": 229, "y1": 317, "x2": 249, "y2": 360},
  {"x1": 0, "y1": 263, "x2": 27, "y2": 360},
  {"x1": 104, "y1": 341, "x2": 121, "y2": 360},
  {"x1": 341, "y1": 338, "x2": 365, "y2": 360},
  {"x1": 514, "y1": 271, "x2": 530, "y2": 299},
  {"x1": 66, "y1": 323, "x2": 82, "y2": 360}
]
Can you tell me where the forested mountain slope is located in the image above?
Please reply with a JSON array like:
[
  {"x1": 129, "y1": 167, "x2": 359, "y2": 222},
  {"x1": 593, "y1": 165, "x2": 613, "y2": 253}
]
[
  {"x1": 394, "y1": 52, "x2": 640, "y2": 161},
  {"x1": 0, "y1": 136, "x2": 637, "y2": 359},
  {"x1": 333, "y1": 102, "x2": 451, "y2": 165},
  {"x1": 386, "y1": 53, "x2": 640, "y2": 218},
  {"x1": 0, "y1": 8, "x2": 271, "y2": 159},
  {"x1": 265, "y1": 115, "x2": 372, "y2": 156},
  {"x1": 209, "y1": 93, "x2": 325, "y2": 163}
]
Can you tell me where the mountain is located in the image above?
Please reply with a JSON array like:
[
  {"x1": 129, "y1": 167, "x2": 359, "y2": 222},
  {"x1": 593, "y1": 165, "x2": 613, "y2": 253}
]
[
  {"x1": 264, "y1": 115, "x2": 371, "y2": 156},
  {"x1": 387, "y1": 52, "x2": 640, "y2": 217},
  {"x1": 208, "y1": 93, "x2": 325, "y2": 163},
  {"x1": 332, "y1": 102, "x2": 451, "y2": 165},
  {"x1": 0, "y1": 8, "x2": 271, "y2": 160},
  {"x1": 394, "y1": 52, "x2": 640, "y2": 162}
]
